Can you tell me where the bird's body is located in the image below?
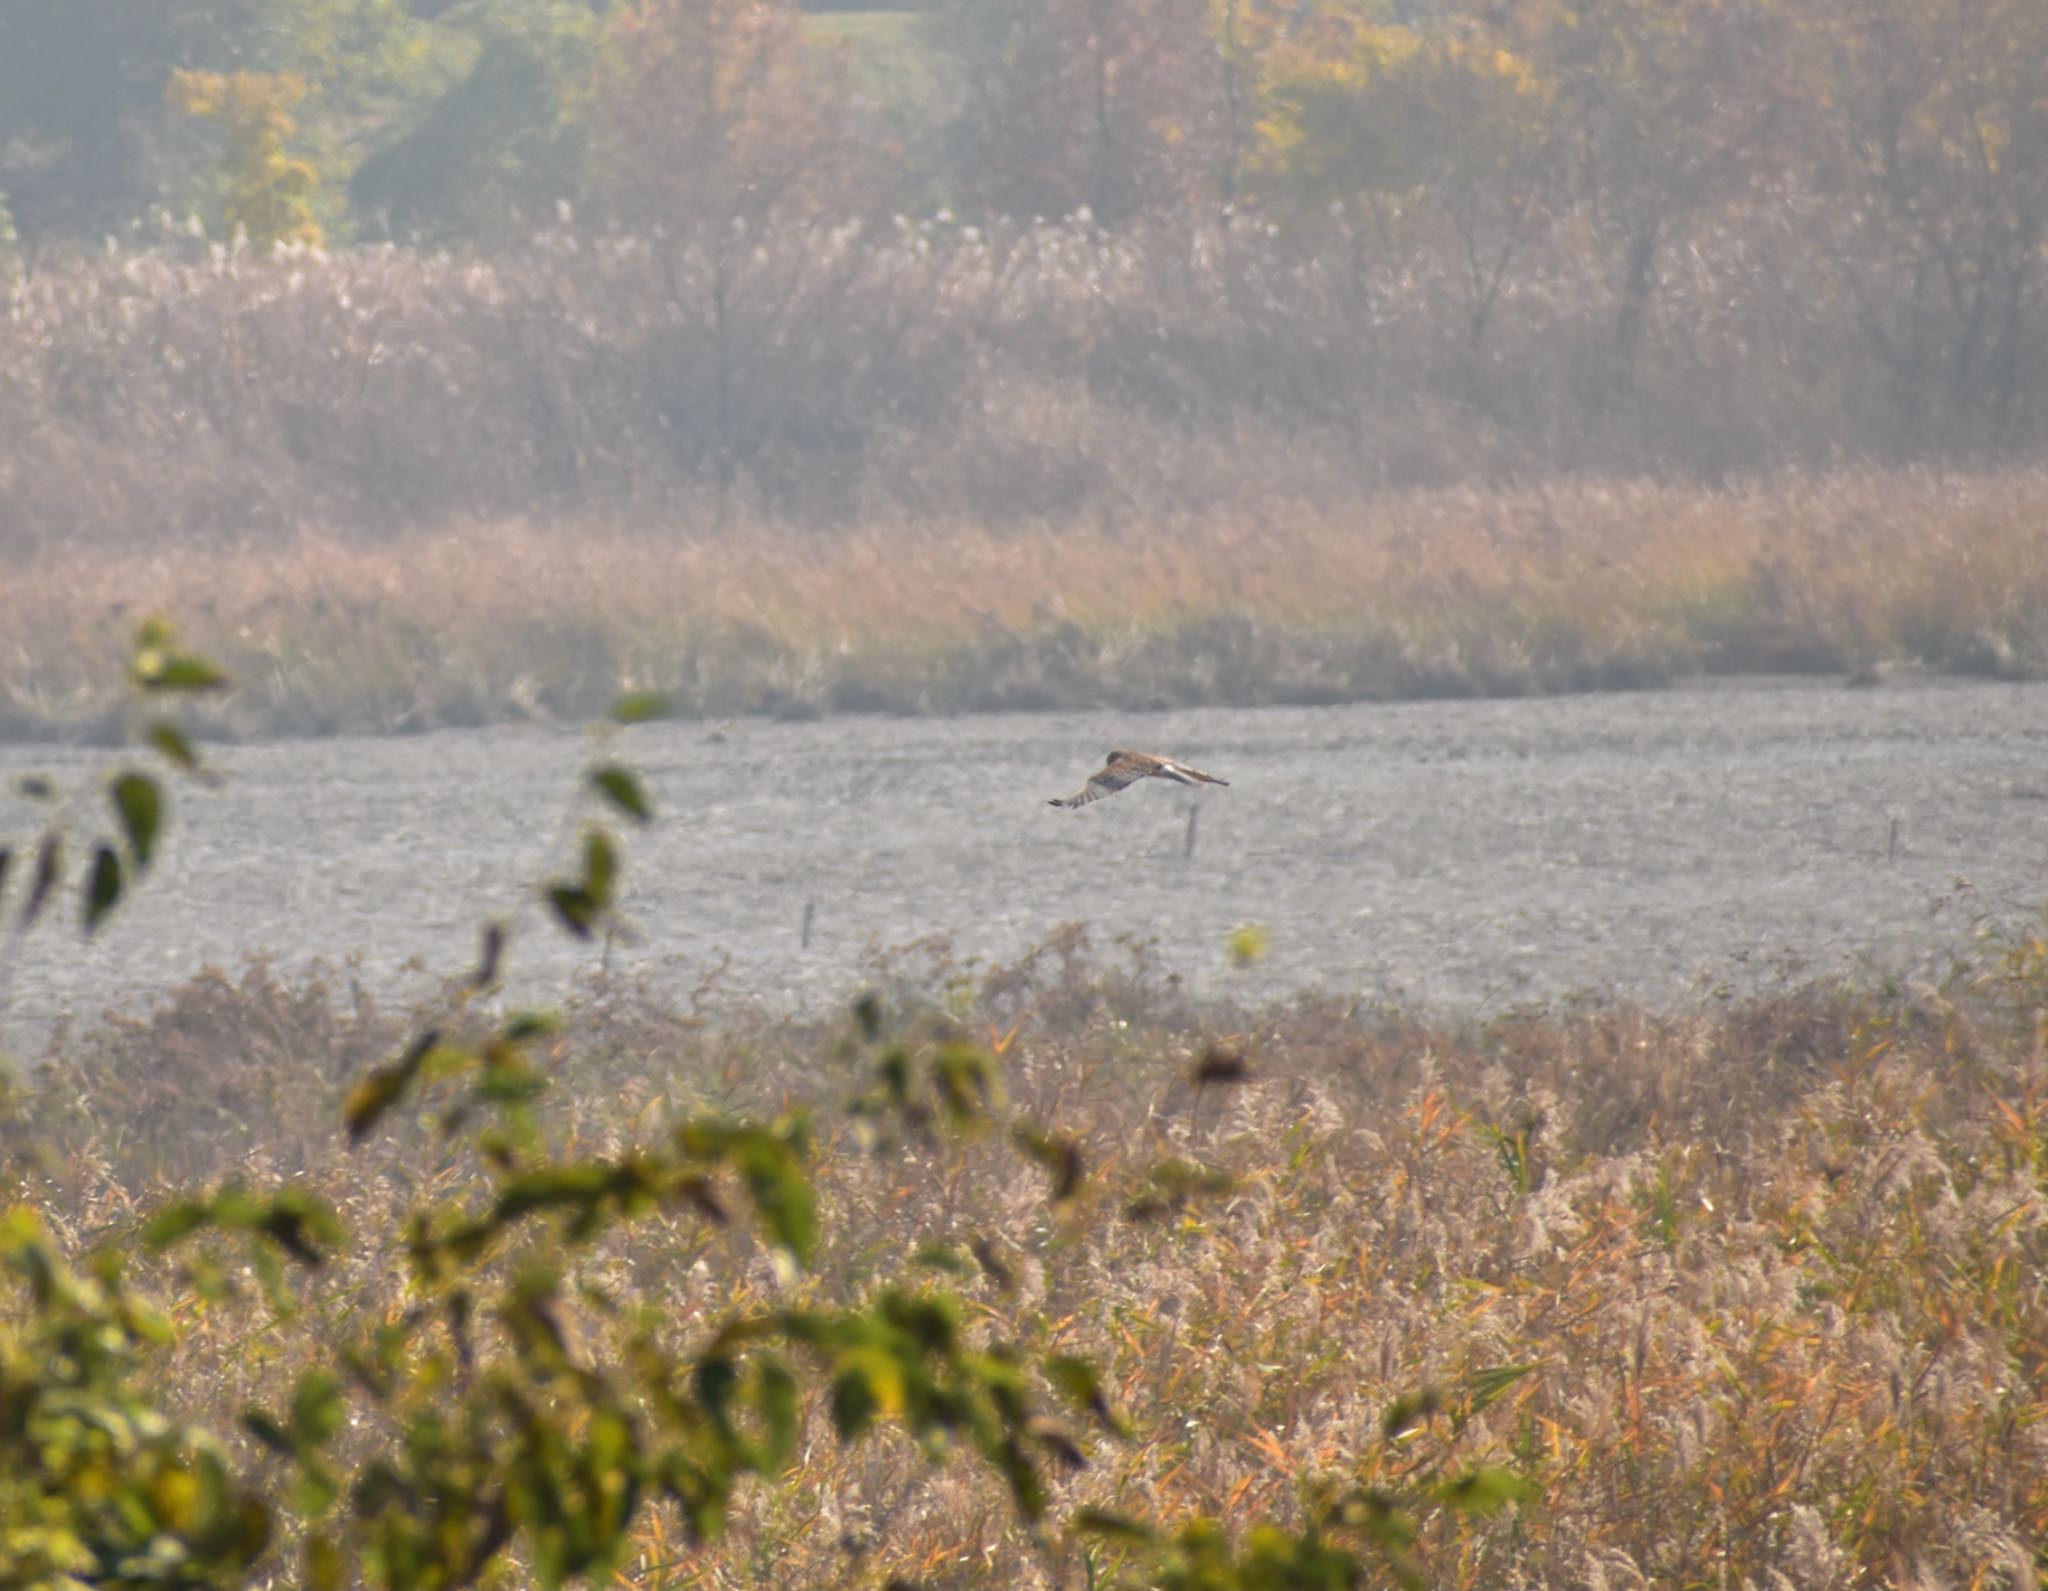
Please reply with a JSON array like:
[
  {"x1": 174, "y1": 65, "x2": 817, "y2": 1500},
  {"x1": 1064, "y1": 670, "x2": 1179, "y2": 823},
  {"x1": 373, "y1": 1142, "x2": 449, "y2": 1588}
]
[{"x1": 1049, "y1": 749, "x2": 1230, "y2": 809}]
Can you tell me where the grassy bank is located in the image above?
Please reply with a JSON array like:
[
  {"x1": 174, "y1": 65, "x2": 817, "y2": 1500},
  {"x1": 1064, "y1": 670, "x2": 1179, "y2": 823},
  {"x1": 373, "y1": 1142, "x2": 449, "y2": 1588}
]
[
  {"x1": 6, "y1": 465, "x2": 2047, "y2": 742},
  {"x1": 9, "y1": 926, "x2": 2048, "y2": 1586}
]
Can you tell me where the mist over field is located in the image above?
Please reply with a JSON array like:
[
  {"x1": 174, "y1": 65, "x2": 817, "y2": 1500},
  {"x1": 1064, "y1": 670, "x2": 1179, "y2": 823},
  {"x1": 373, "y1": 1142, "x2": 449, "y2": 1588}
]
[{"x1": 5, "y1": 4, "x2": 2048, "y2": 1589}]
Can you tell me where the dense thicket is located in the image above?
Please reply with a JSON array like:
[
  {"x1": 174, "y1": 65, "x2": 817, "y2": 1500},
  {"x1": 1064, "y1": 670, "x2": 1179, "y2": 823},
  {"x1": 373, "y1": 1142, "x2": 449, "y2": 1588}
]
[{"x1": 3, "y1": 0, "x2": 2045, "y2": 541}]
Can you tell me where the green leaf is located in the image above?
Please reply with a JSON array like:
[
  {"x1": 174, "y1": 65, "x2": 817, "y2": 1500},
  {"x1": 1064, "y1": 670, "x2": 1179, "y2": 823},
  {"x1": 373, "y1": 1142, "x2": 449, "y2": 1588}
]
[
  {"x1": 306, "y1": 1534, "x2": 344, "y2": 1591},
  {"x1": 737, "y1": 1137, "x2": 816, "y2": 1264},
  {"x1": 256, "y1": 1190, "x2": 343, "y2": 1268},
  {"x1": 290, "y1": 1371, "x2": 345, "y2": 1448},
  {"x1": 1072, "y1": 1508, "x2": 1158, "y2": 1544},
  {"x1": 1046, "y1": 1355, "x2": 1121, "y2": 1432},
  {"x1": 545, "y1": 883, "x2": 600, "y2": 940},
  {"x1": 344, "y1": 1028, "x2": 442, "y2": 1144},
  {"x1": 142, "y1": 1200, "x2": 214, "y2": 1250},
  {"x1": 853, "y1": 991, "x2": 883, "y2": 1042},
  {"x1": 1381, "y1": 1386, "x2": 1442, "y2": 1439},
  {"x1": 609, "y1": 691, "x2": 671, "y2": 724},
  {"x1": 242, "y1": 1409, "x2": 297, "y2": 1456},
  {"x1": 583, "y1": 827, "x2": 619, "y2": 902},
  {"x1": 21, "y1": 832, "x2": 61, "y2": 928},
  {"x1": 501, "y1": 1010, "x2": 559, "y2": 1044},
  {"x1": 756, "y1": 1361, "x2": 800, "y2": 1466},
  {"x1": 1227, "y1": 922, "x2": 1270, "y2": 967},
  {"x1": 146, "y1": 720, "x2": 202, "y2": 772},
  {"x1": 933, "y1": 1042, "x2": 1000, "y2": 1127},
  {"x1": 589, "y1": 764, "x2": 653, "y2": 824},
  {"x1": 111, "y1": 770, "x2": 163, "y2": 869},
  {"x1": 912, "y1": 1241, "x2": 975, "y2": 1277},
  {"x1": 83, "y1": 843, "x2": 123, "y2": 933},
  {"x1": 1463, "y1": 1361, "x2": 1540, "y2": 1416},
  {"x1": 830, "y1": 1368, "x2": 878, "y2": 1439},
  {"x1": 134, "y1": 648, "x2": 229, "y2": 693},
  {"x1": 1436, "y1": 1465, "x2": 1538, "y2": 1516},
  {"x1": 470, "y1": 920, "x2": 507, "y2": 989},
  {"x1": 1012, "y1": 1123, "x2": 1085, "y2": 1201}
]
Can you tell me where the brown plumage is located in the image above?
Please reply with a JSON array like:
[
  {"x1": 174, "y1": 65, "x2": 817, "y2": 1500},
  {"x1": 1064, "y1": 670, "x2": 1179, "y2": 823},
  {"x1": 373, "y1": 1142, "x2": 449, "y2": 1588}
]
[{"x1": 1048, "y1": 749, "x2": 1230, "y2": 810}]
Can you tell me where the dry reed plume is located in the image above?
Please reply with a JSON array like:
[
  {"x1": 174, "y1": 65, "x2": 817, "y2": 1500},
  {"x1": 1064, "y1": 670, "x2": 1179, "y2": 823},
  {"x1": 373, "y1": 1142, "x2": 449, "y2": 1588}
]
[
  {"x1": 3, "y1": 465, "x2": 2044, "y2": 741},
  {"x1": 11, "y1": 924, "x2": 2048, "y2": 1587}
]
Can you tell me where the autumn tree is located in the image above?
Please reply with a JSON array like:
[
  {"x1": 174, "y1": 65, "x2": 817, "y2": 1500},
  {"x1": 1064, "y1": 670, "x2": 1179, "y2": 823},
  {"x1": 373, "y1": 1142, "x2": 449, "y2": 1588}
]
[
  {"x1": 166, "y1": 69, "x2": 325, "y2": 247},
  {"x1": 1807, "y1": 0, "x2": 2048, "y2": 437},
  {"x1": 593, "y1": 0, "x2": 851, "y2": 233},
  {"x1": 590, "y1": 0, "x2": 861, "y2": 507},
  {"x1": 0, "y1": 0, "x2": 426, "y2": 243},
  {"x1": 348, "y1": 3, "x2": 608, "y2": 245},
  {"x1": 1476, "y1": 0, "x2": 1795, "y2": 373},
  {"x1": 932, "y1": 0, "x2": 1232, "y2": 222},
  {"x1": 1252, "y1": 15, "x2": 1557, "y2": 355}
]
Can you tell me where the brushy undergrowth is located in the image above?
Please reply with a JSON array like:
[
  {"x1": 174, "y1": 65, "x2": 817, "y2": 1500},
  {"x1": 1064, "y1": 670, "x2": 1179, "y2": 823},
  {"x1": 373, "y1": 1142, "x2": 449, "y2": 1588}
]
[
  {"x1": 5, "y1": 465, "x2": 2046, "y2": 742},
  {"x1": 4, "y1": 193, "x2": 2044, "y2": 559},
  {"x1": 10, "y1": 922, "x2": 2048, "y2": 1587}
]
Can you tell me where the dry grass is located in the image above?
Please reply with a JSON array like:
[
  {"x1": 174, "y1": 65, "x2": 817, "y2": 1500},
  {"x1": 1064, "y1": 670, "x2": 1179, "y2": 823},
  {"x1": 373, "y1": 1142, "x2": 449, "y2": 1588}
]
[
  {"x1": 10, "y1": 924, "x2": 2048, "y2": 1587},
  {"x1": 4, "y1": 464, "x2": 2046, "y2": 740},
  {"x1": 4, "y1": 206, "x2": 2038, "y2": 562}
]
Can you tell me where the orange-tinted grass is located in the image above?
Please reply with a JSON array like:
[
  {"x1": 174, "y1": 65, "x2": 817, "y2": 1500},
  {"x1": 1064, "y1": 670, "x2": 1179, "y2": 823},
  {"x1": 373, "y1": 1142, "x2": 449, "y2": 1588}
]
[{"x1": 13, "y1": 926, "x2": 2048, "y2": 1587}]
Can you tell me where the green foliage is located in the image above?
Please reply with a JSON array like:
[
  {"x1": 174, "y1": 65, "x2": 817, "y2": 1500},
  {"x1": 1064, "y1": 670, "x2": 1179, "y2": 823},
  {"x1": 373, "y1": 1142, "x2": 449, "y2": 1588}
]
[
  {"x1": 348, "y1": 2, "x2": 606, "y2": 244},
  {"x1": 166, "y1": 69, "x2": 326, "y2": 247},
  {"x1": 0, "y1": 1208, "x2": 274, "y2": 1590},
  {"x1": 0, "y1": 619, "x2": 218, "y2": 947},
  {"x1": 0, "y1": 0, "x2": 430, "y2": 240}
]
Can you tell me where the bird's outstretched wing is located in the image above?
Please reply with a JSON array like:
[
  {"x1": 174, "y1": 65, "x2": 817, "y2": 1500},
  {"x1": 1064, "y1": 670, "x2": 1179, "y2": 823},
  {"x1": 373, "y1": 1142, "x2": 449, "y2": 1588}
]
[
  {"x1": 1155, "y1": 757, "x2": 1228, "y2": 788},
  {"x1": 1049, "y1": 751, "x2": 1229, "y2": 808},
  {"x1": 1050, "y1": 754, "x2": 1153, "y2": 809}
]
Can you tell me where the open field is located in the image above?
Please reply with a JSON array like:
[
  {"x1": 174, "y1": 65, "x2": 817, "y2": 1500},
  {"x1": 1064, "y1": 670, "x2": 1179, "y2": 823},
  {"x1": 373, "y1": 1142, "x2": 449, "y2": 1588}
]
[
  {"x1": 12, "y1": 922, "x2": 2048, "y2": 1587},
  {"x1": 4, "y1": 676, "x2": 2045, "y2": 1055},
  {"x1": 5, "y1": 467, "x2": 2047, "y2": 743}
]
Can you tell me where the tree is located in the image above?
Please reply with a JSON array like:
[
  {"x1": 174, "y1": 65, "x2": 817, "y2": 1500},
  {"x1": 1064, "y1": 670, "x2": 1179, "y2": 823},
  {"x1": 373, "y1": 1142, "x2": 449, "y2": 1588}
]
[
  {"x1": 349, "y1": 2, "x2": 611, "y2": 245},
  {"x1": 589, "y1": 0, "x2": 861, "y2": 507},
  {"x1": 931, "y1": 0, "x2": 1231, "y2": 223},
  {"x1": 1476, "y1": 0, "x2": 1795, "y2": 373},
  {"x1": 1808, "y1": 0, "x2": 2048, "y2": 437},
  {"x1": 166, "y1": 70, "x2": 326, "y2": 248},
  {"x1": 0, "y1": 0, "x2": 429, "y2": 245},
  {"x1": 592, "y1": 0, "x2": 851, "y2": 233}
]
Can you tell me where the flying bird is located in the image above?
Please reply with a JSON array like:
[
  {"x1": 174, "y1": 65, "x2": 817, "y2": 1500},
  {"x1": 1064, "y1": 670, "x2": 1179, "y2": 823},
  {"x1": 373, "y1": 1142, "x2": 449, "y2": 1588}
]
[{"x1": 1048, "y1": 750, "x2": 1229, "y2": 810}]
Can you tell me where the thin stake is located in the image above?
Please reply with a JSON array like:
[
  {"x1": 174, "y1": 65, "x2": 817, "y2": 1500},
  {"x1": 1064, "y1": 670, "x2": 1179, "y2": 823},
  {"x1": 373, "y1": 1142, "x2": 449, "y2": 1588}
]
[
  {"x1": 1183, "y1": 804, "x2": 1200, "y2": 861},
  {"x1": 801, "y1": 899, "x2": 816, "y2": 950},
  {"x1": 1888, "y1": 817, "x2": 1899, "y2": 862}
]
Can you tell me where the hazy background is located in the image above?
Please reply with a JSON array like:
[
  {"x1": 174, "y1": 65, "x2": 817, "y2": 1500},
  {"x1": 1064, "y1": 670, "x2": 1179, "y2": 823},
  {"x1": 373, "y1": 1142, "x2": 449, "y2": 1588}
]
[{"x1": 2, "y1": 0, "x2": 2046, "y2": 551}]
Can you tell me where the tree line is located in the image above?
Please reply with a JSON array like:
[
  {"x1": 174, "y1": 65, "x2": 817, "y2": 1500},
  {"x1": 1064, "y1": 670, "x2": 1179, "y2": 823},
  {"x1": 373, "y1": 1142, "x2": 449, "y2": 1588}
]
[{"x1": 3, "y1": 0, "x2": 2045, "y2": 491}]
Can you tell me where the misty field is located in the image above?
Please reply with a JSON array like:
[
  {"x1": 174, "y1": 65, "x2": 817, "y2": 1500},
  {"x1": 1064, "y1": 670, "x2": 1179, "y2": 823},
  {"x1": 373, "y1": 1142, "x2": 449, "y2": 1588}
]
[{"x1": 5, "y1": 465, "x2": 2047, "y2": 743}]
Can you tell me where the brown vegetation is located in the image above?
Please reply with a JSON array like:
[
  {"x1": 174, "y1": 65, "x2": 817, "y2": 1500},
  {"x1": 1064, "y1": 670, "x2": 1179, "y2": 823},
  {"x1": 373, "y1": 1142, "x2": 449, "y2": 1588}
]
[
  {"x1": 1, "y1": 193, "x2": 2041, "y2": 562},
  {"x1": 4, "y1": 465, "x2": 2045, "y2": 740},
  {"x1": 11, "y1": 925, "x2": 2048, "y2": 1586}
]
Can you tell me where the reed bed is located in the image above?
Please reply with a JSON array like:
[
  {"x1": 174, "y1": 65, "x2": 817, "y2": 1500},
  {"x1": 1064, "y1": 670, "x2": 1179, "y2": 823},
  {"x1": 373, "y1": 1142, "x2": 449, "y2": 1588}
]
[
  {"x1": 0, "y1": 212, "x2": 1974, "y2": 558},
  {"x1": 4, "y1": 465, "x2": 2045, "y2": 741},
  {"x1": 9, "y1": 922, "x2": 2048, "y2": 1587}
]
